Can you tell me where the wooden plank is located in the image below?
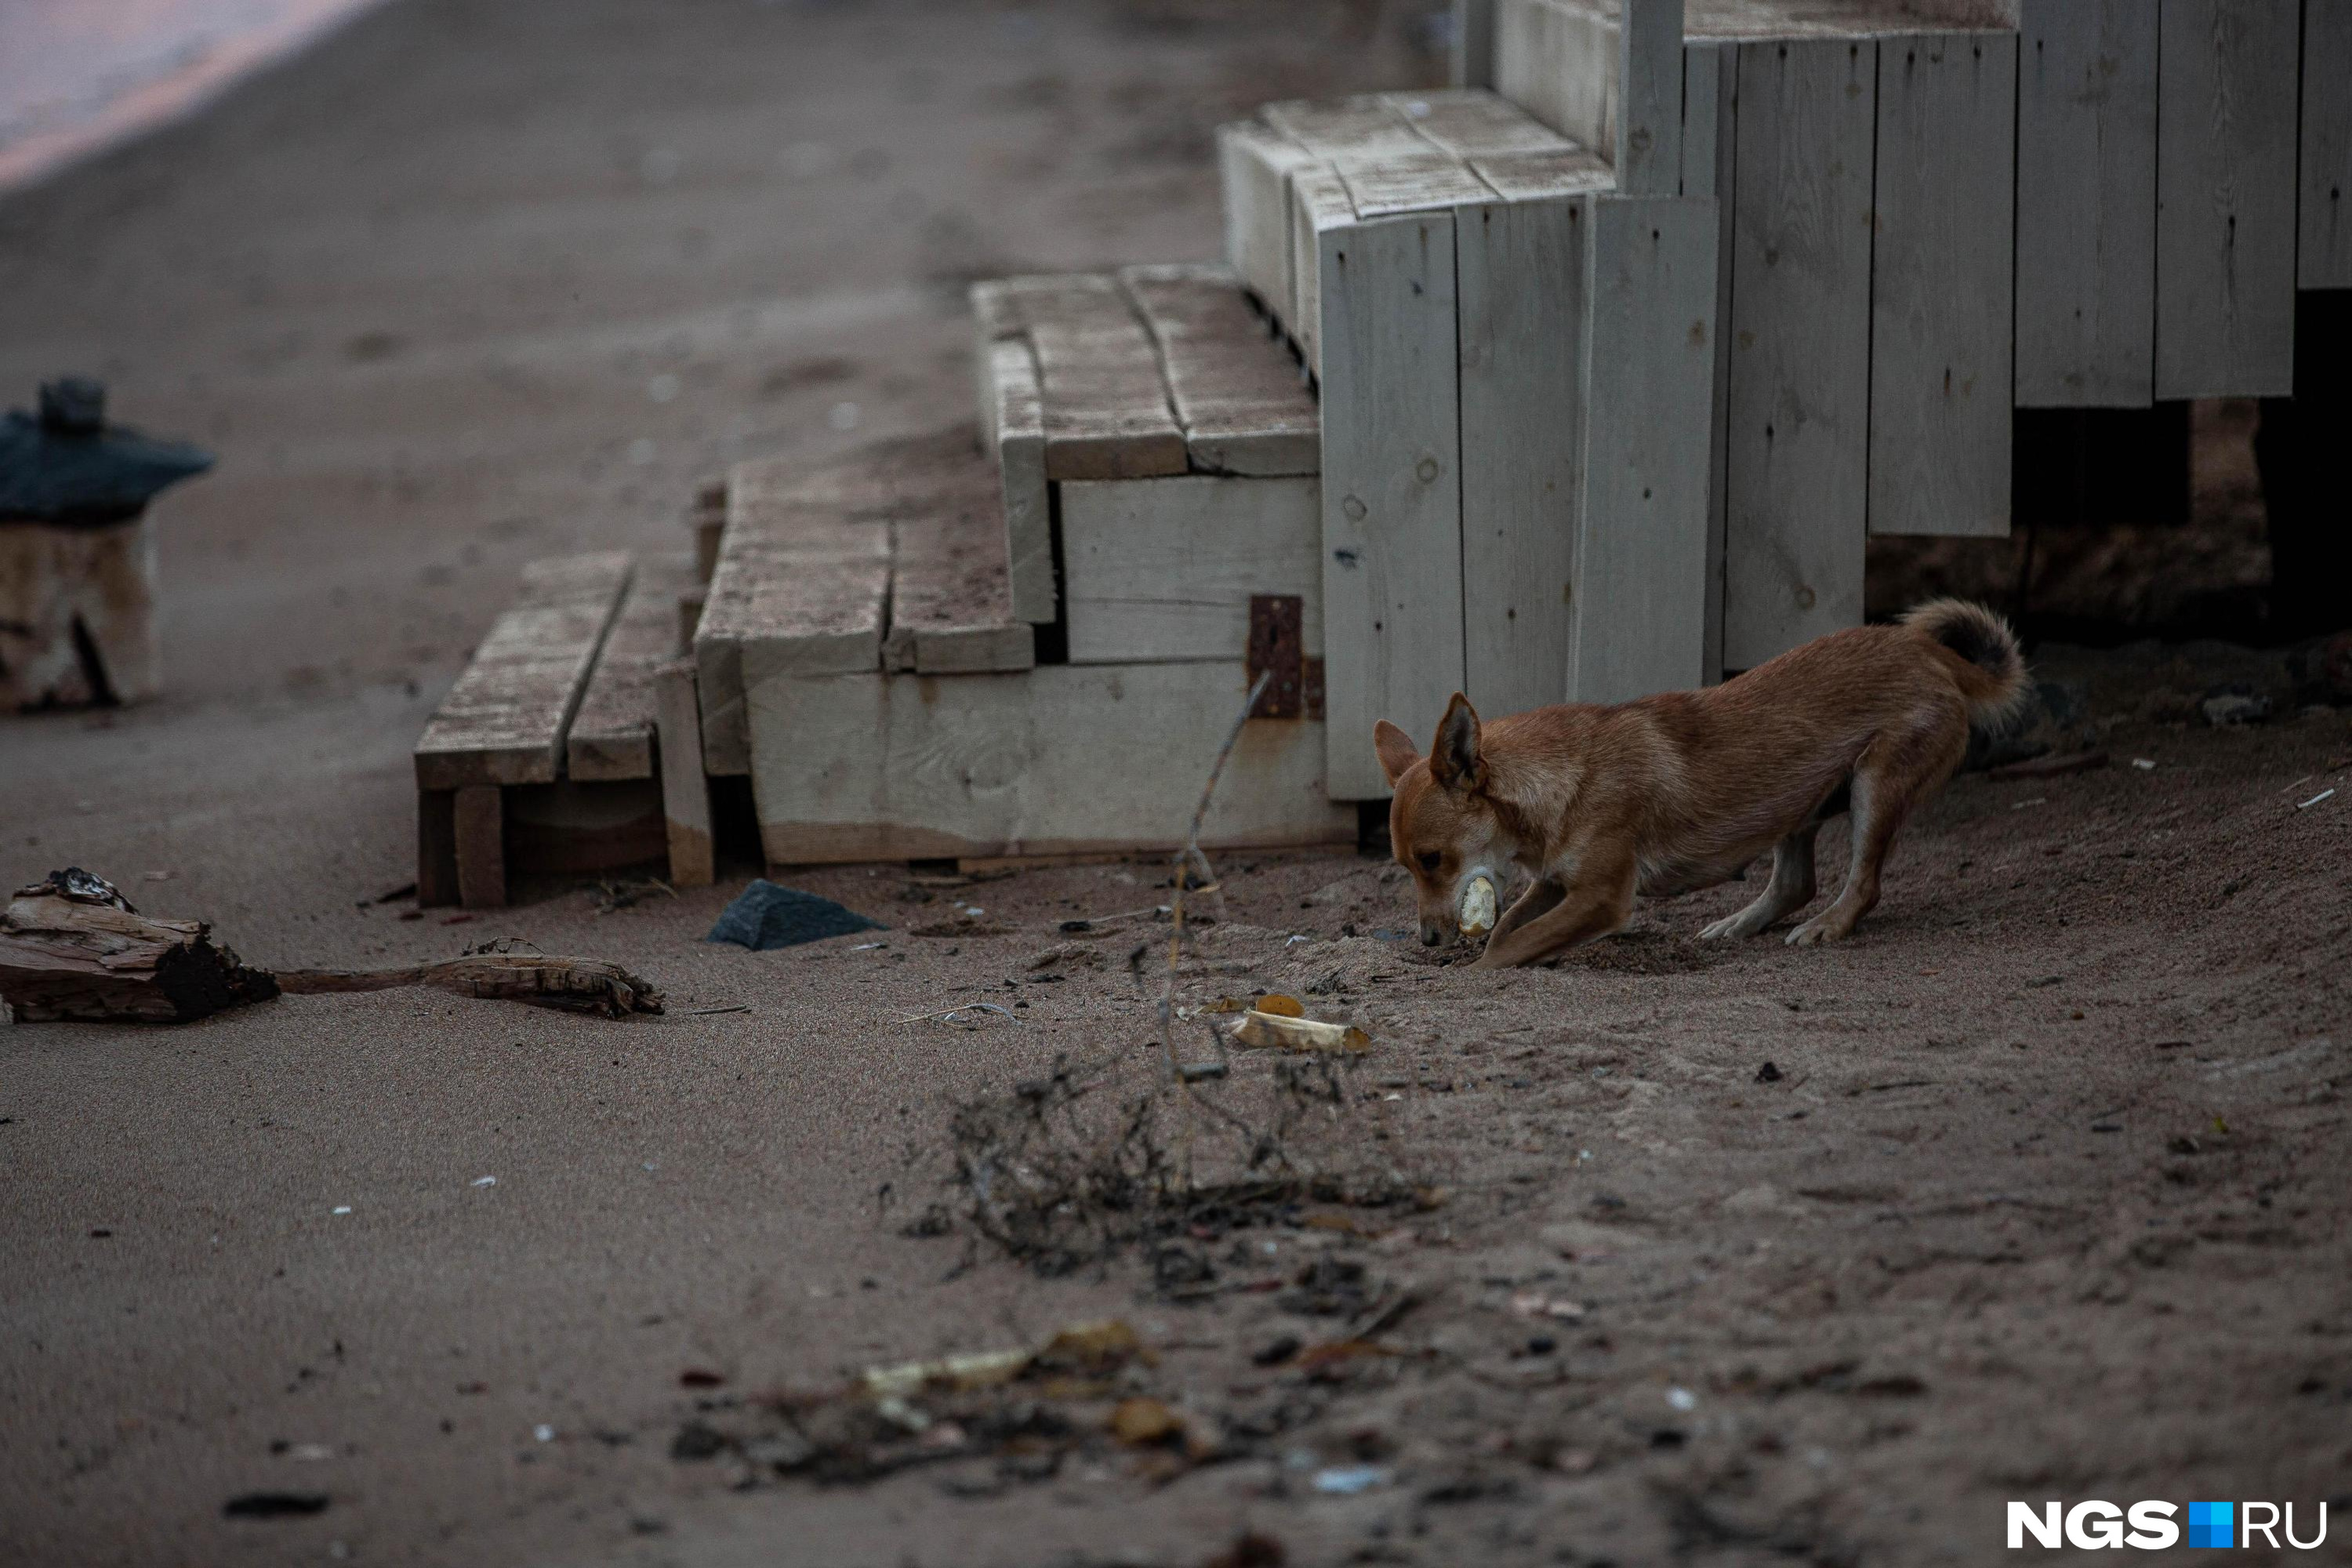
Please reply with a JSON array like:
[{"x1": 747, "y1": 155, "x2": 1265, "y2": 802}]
[
  {"x1": 1218, "y1": 122, "x2": 1319, "y2": 315},
  {"x1": 1468, "y1": 146, "x2": 1614, "y2": 198},
  {"x1": 1617, "y1": 0, "x2": 1686, "y2": 195},
  {"x1": 1060, "y1": 476, "x2": 1322, "y2": 663},
  {"x1": 452, "y1": 784, "x2": 506, "y2": 910},
  {"x1": 1691, "y1": 41, "x2": 1737, "y2": 684},
  {"x1": 1289, "y1": 167, "x2": 1357, "y2": 377},
  {"x1": 1495, "y1": 0, "x2": 1619, "y2": 161},
  {"x1": 1868, "y1": 31, "x2": 2015, "y2": 537},
  {"x1": 1318, "y1": 210, "x2": 1465, "y2": 798},
  {"x1": 568, "y1": 554, "x2": 700, "y2": 782},
  {"x1": 2302, "y1": 0, "x2": 2352, "y2": 289},
  {"x1": 1456, "y1": 193, "x2": 1587, "y2": 717},
  {"x1": 1455, "y1": 0, "x2": 1498, "y2": 88},
  {"x1": 1337, "y1": 152, "x2": 1498, "y2": 217},
  {"x1": 1571, "y1": 194, "x2": 1720, "y2": 702},
  {"x1": 413, "y1": 552, "x2": 634, "y2": 790},
  {"x1": 2154, "y1": 0, "x2": 2299, "y2": 398},
  {"x1": 1262, "y1": 96, "x2": 1428, "y2": 158},
  {"x1": 416, "y1": 789, "x2": 458, "y2": 908},
  {"x1": 985, "y1": 337, "x2": 1056, "y2": 622},
  {"x1": 884, "y1": 494, "x2": 1037, "y2": 675},
  {"x1": 1383, "y1": 89, "x2": 1571, "y2": 155},
  {"x1": 654, "y1": 659, "x2": 713, "y2": 888},
  {"x1": 1722, "y1": 36, "x2": 1875, "y2": 670},
  {"x1": 998, "y1": 275, "x2": 1190, "y2": 480},
  {"x1": 2014, "y1": 0, "x2": 2158, "y2": 407},
  {"x1": 1120, "y1": 264, "x2": 1319, "y2": 477},
  {"x1": 745, "y1": 663, "x2": 1352, "y2": 865}
]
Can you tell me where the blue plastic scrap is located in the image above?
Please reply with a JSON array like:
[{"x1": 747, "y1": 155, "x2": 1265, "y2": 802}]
[{"x1": 706, "y1": 880, "x2": 886, "y2": 951}]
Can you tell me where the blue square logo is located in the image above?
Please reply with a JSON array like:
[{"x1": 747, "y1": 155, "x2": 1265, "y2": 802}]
[{"x1": 2188, "y1": 1501, "x2": 2235, "y2": 1548}]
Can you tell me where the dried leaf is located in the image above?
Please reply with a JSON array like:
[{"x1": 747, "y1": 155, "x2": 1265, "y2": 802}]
[{"x1": 1255, "y1": 993, "x2": 1306, "y2": 1017}]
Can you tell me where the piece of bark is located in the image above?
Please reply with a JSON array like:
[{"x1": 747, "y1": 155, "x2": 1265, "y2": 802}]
[
  {"x1": 0, "y1": 869, "x2": 278, "y2": 1023},
  {"x1": 275, "y1": 953, "x2": 662, "y2": 1018}
]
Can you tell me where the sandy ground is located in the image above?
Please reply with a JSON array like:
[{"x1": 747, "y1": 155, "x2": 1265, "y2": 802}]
[{"x1": 4, "y1": 2, "x2": 2350, "y2": 1566}]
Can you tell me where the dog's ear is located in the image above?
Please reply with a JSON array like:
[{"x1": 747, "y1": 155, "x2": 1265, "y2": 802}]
[
  {"x1": 1428, "y1": 693, "x2": 1485, "y2": 792},
  {"x1": 1373, "y1": 719, "x2": 1420, "y2": 786}
]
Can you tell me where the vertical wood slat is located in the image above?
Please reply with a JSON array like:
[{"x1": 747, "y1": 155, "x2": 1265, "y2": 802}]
[
  {"x1": 1868, "y1": 31, "x2": 2016, "y2": 538},
  {"x1": 1722, "y1": 37, "x2": 1875, "y2": 670},
  {"x1": 1454, "y1": 0, "x2": 1498, "y2": 89},
  {"x1": 1319, "y1": 212, "x2": 1465, "y2": 799},
  {"x1": 655, "y1": 659, "x2": 715, "y2": 888},
  {"x1": 2015, "y1": 0, "x2": 2158, "y2": 407},
  {"x1": 1617, "y1": 0, "x2": 1686, "y2": 196},
  {"x1": 1685, "y1": 41, "x2": 1736, "y2": 684},
  {"x1": 1570, "y1": 194, "x2": 1720, "y2": 704},
  {"x1": 2303, "y1": 0, "x2": 2352, "y2": 289},
  {"x1": 2154, "y1": 0, "x2": 2299, "y2": 399},
  {"x1": 1457, "y1": 194, "x2": 1587, "y2": 718},
  {"x1": 452, "y1": 784, "x2": 506, "y2": 911},
  {"x1": 1495, "y1": 0, "x2": 1615, "y2": 158}
]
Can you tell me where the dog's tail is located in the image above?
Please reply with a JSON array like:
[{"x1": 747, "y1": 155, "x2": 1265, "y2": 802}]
[{"x1": 1902, "y1": 598, "x2": 2027, "y2": 726}]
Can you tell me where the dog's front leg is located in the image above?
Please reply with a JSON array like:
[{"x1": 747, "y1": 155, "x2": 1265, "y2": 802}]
[
  {"x1": 1482, "y1": 876, "x2": 1565, "y2": 948},
  {"x1": 1471, "y1": 858, "x2": 1635, "y2": 968}
]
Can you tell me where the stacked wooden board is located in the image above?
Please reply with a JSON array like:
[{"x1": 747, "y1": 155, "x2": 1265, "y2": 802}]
[
  {"x1": 415, "y1": 552, "x2": 713, "y2": 908},
  {"x1": 688, "y1": 288, "x2": 1350, "y2": 866}
]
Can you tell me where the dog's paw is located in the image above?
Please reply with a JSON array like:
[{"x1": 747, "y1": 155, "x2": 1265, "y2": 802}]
[
  {"x1": 1699, "y1": 913, "x2": 1753, "y2": 940},
  {"x1": 1784, "y1": 916, "x2": 1845, "y2": 947}
]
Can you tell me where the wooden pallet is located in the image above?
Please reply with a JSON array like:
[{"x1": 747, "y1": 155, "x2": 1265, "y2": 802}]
[{"x1": 414, "y1": 551, "x2": 713, "y2": 908}]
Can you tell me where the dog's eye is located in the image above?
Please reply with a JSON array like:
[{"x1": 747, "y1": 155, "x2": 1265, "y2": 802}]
[{"x1": 1416, "y1": 851, "x2": 1442, "y2": 873}]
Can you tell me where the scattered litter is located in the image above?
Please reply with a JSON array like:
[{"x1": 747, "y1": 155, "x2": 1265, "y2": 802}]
[
  {"x1": 2132, "y1": 757, "x2": 2157, "y2": 770},
  {"x1": 1109, "y1": 1396, "x2": 1183, "y2": 1446},
  {"x1": 707, "y1": 881, "x2": 885, "y2": 951},
  {"x1": 1509, "y1": 1293, "x2": 1586, "y2": 1322},
  {"x1": 143, "y1": 870, "x2": 175, "y2": 882},
  {"x1": 1233, "y1": 1009, "x2": 1370, "y2": 1054},
  {"x1": 331, "y1": 1206, "x2": 352, "y2": 1216},
  {"x1": 2009, "y1": 797, "x2": 2047, "y2": 811},
  {"x1": 372, "y1": 880, "x2": 416, "y2": 904},
  {"x1": 687, "y1": 1004, "x2": 750, "y2": 1015},
  {"x1": 2198, "y1": 683, "x2": 2270, "y2": 727},
  {"x1": 285, "y1": 1443, "x2": 334, "y2": 1463},
  {"x1": 1667, "y1": 1386, "x2": 1698, "y2": 1412},
  {"x1": 223, "y1": 1492, "x2": 328, "y2": 1519},
  {"x1": 593, "y1": 877, "x2": 675, "y2": 913},
  {"x1": 1457, "y1": 874, "x2": 1497, "y2": 937},
  {"x1": 1755, "y1": 1061, "x2": 1784, "y2": 1083},
  {"x1": 848, "y1": 942, "x2": 887, "y2": 952},
  {"x1": 1255, "y1": 993, "x2": 1305, "y2": 1017},
  {"x1": 2298, "y1": 788, "x2": 2335, "y2": 810},
  {"x1": 533, "y1": 1425, "x2": 555, "y2": 1443},
  {"x1": 1312, "y1": 1465, "x2": 1392, "y2": 1495},
  {"x1": 1285, "y1": 934, "x2": 1310, "y2": 946},
  {"x1": 897, "y1": 1001, "x2": 1023, "y2": 1026},
  {"x1": 469, "y1": 1175, "x2": 495, "y2": 1189},
  {"x1": 678, "y1": 1368, "x2": 725, "y2": 1388}
]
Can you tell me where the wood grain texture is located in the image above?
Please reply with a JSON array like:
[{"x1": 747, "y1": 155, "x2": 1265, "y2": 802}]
[
  {"x1": 1120, "y1": 263, "x2": 1319, "y2": 477},
  {"x1": 1383, "y1": 88, "x2": 1571, "y2": 154},
  {"x1": 994, "y1": 274, "x2": 1189, "y2": 480},
  {"x1": 1059, "y1": 476, "x2": 1322, "y2": 664},
  {"x1": 1469, "y1": 145, "x2": 1614, "y2": 198},
  {"x1": 2301, "y1": 0, "x2": 2352, "y2": 289},
  {"x1": 1218, "y1": 122, "x2": 1318, "y2": 314},
  {"x1": 1868, "y1": 31, "x2": 2015, "y2": 537},
  {"x1": 985, "y1": 337, "x2": 1056, "y2": 622},
  {"x1": 1571, "y1": 193, "x2": 1719, "y2": 702},
  {"x1": 2014, "y1": 0, "x2": 2157, "y2": 407},
  {"x1": 1289, "y1": 166, "x2": 1357, "y2": 377},
  {"x1": 1337, "y1": 152, "x2": 1497, "y2": 217},
  {"x1": 0, "y1": 516, "x2": 158, "y2": 709},
  {"x1": 568, "y1": 554, "x2": 699, "y2": 782},
  {"x1": 413, "y1": 552, "x2": 633, "y2": 790},
  {"x1": 1497, "y1": 0, "x2": 1619, "y2": 162},
  {"x1": 744, "y1": 664, "x2": 1352, "y2": 865},
  {"x1": 2154, "y1": 0, "x2": 2299, "y2": 398},
  {"x1": 1456, "y1": 193, "x2": 1586, "y2": 717},
  {"x1": 1617, "y1": 0, "x2": 1686, "y2": 194},
  {"x1": 885, "y1": 486, "x2": 1036, "y2": 676},
  {"x1": 1686, "y1": 40, "x2": 1736, "y2": 683},
  {"x1": 1262, "y1": 96, "x2": 1428, "y2": 158},
  {"x1": 1316, "y1": 211, "x2": 1465, "y2": 799},
  {"x1": 453, "y1": 783, "x2": 506, "y2": 910},
  {"x1": 653, "y1": 658, "x2": 713, "y2": 887},
  {"x1": 1722, "y1": 36, "x2": 1875, "y2": 669}
]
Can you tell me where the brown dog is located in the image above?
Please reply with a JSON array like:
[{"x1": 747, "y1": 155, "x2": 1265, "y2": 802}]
[{"x1": 1374, "y1": 600, "x2": 2028, "y2": 967}]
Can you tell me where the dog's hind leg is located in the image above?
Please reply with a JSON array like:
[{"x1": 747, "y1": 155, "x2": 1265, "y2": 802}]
[
  {"x1": 1699, "y1": 826, "x2": 1820, "y2": 938},
  {"x1": 1788, "y1": 718, "x2": 1966, "y2": 946}
]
